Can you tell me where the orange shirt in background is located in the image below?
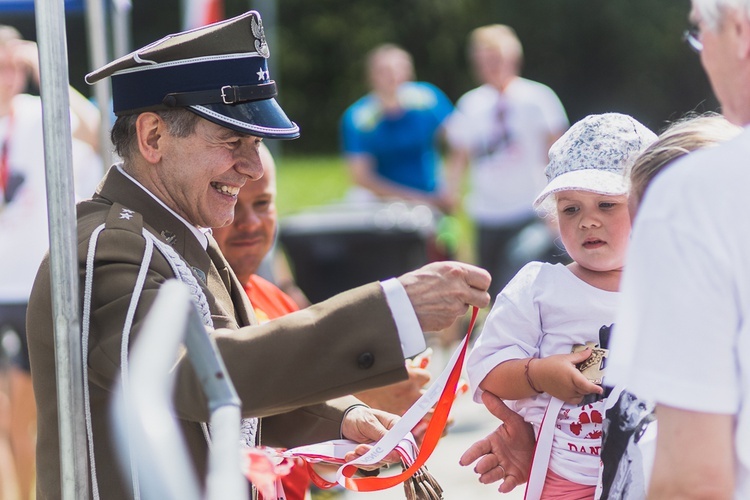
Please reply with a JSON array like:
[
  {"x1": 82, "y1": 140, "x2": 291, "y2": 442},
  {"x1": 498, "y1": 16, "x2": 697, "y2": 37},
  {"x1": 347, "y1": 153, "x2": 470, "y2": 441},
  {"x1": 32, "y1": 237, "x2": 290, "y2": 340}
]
[
  {"x1": 245, "y1": 274, "x2": 300, "y2": 322},
  {"x1": 245, "y1": 274, "x2": 309, "y2": 500}
]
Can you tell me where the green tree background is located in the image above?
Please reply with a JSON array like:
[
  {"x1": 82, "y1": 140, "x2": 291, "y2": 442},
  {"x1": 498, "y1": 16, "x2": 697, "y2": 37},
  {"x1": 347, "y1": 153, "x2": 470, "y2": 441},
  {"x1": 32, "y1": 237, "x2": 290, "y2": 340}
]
[
  {"x1": 256, "y1": 0, "x2": 716, "y2": 154},
  {"x1": 3, "y1": 0, "x2": 716, "y2": 155}
]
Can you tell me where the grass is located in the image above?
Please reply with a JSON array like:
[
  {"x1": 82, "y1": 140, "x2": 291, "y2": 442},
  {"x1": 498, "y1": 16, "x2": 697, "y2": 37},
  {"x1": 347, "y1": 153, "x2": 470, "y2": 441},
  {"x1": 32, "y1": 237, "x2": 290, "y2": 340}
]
[
  {"x1": 274, "y1": 154, "x2": 477, "y2": 264},
  {"x1": 275, "y1": 155, "x2": 351, "y2": 216}
]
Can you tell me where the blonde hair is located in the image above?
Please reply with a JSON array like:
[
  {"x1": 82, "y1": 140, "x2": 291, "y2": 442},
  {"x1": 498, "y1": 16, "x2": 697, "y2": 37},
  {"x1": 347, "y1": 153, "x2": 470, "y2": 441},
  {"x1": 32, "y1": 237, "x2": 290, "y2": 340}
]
[
  {"x1": 469, "y1": 24, "x2": 523, "y2": 70},
  {"x1": 630, "y1": 113, "x2": 741, "y2": 205}
]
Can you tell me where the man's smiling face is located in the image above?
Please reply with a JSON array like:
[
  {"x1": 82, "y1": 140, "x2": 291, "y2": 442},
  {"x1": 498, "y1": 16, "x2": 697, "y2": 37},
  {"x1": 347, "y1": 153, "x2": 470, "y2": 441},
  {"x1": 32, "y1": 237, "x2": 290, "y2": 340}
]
[{"x1": 152, "y1": 116, "x2": 265, "y2": 229}]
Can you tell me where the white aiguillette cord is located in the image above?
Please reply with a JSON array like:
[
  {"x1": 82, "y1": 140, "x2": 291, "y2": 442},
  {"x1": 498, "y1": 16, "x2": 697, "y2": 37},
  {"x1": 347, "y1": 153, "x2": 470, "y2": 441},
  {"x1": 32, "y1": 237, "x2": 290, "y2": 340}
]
[{"x1": 281, "y1": 306, "x2": 479, "y2": 492}]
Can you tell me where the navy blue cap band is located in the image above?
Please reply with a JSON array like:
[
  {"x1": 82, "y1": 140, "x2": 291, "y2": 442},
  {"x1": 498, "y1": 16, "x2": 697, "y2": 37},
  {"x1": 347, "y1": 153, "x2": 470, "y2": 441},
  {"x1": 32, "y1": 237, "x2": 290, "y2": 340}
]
[{"x1": 111, "y1": 54, "x2": 270, "y2": 114}]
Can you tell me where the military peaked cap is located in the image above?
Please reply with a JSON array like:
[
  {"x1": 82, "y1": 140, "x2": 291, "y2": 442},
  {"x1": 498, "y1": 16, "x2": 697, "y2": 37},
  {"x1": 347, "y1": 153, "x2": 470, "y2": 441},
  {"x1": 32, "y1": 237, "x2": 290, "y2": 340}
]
[{"x1": 86, "y1": 10, "x2": 299, "y2": 139}]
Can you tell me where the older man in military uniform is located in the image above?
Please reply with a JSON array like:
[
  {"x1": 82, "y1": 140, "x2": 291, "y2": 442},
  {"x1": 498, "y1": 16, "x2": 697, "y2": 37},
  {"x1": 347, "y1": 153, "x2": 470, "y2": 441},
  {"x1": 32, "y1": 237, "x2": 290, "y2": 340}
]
[{"x1": 26, "y1": 10, "x2": 491, "y2": 499}]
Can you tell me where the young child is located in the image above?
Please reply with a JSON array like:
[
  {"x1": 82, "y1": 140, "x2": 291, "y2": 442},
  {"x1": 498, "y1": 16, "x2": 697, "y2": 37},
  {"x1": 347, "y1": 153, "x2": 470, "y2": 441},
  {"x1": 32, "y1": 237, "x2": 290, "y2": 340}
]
[{"x1": 466, "y1": 113, "x2": 656, "y2": 499}]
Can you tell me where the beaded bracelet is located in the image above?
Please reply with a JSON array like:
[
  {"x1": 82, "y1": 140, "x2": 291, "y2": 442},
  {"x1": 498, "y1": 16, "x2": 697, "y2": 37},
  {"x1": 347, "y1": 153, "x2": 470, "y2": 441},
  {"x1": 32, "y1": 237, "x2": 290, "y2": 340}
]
[{"x1": 524, "y1": 358, "x2": 543, "y2": 394}]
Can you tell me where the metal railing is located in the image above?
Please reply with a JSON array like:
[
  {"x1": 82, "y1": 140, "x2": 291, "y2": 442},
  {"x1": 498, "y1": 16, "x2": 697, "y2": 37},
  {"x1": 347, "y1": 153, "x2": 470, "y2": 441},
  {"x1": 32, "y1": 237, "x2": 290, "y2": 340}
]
[
  {"x1": 34, "y1": 0, "x2": 89, "y2": 496},
  {"x1": 112, "y1": 280, "x2": 247, "y2": 499}
]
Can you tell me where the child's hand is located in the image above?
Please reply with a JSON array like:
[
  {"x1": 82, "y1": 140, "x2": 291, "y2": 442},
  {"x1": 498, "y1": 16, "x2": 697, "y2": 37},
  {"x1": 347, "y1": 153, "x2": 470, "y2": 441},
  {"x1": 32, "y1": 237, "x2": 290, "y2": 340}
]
[{"x1": 533, "y1": 349, "x2": 604, "y2": 404}]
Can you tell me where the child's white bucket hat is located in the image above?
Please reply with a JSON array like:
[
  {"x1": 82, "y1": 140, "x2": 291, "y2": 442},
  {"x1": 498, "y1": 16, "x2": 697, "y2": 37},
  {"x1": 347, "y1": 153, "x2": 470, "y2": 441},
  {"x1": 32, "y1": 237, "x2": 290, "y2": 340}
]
[{"x1": 533, "y1": 113, "x2": 657, "y2": 209}]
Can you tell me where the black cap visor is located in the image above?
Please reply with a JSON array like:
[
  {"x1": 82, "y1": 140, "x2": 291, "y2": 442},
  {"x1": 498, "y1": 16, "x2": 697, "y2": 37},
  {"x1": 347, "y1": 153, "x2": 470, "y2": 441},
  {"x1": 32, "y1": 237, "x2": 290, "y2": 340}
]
[{"x1": 189, "y1": 98, "x2": 300, "y2": 139}]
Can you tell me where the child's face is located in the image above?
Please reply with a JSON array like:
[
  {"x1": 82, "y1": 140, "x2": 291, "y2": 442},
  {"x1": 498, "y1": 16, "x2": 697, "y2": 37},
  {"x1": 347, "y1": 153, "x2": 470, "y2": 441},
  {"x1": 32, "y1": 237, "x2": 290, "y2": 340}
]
[{"x1": 556, "y1": 190, "x2": 631, "y2": 273}]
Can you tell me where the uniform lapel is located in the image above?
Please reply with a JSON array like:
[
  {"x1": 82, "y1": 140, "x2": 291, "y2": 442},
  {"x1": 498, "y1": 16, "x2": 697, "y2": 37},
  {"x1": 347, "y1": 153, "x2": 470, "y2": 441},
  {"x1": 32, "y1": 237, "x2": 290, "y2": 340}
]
[
  {"x1": 206, "y1": 233, "x2": 257, "y2": 327},
  {"x1": 97, "y1": 167, "x2": 201, "y2": 259}
]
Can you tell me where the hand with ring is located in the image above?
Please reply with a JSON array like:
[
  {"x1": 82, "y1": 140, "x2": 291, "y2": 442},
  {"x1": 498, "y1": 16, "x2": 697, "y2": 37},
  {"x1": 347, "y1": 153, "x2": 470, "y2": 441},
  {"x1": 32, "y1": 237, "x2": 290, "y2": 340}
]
[
  {"x1": 497, "y1": 463, "x2": 506, "y2": 479},
  {"x1": 459, "y1": 391, "x2": 536, "y2": 493}
]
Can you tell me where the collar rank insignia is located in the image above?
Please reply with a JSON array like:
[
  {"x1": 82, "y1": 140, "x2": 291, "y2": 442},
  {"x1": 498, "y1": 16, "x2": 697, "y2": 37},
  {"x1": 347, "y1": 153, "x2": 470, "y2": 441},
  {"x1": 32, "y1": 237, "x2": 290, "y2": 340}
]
[
  {"x1": 160, "y1": 230, "x2": 177, "y2": 246},
  {"x1": 119, "y1": 208, "x2": 135, "y2": 220}
]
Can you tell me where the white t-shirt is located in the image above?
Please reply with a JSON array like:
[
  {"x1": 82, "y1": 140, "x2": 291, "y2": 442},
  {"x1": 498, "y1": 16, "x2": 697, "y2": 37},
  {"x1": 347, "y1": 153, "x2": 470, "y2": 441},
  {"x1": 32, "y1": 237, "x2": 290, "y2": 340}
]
[
  {"x1": 607, "y1": 127, "x2": 750, "y2": 499},
  {"x1": 0, "y1": 93, "x2": 102, "y2": 302},
  {"x1": 444, "y1": 78, "x2": 568, "y2": 225},
  {"x1": 467, "y1": 262, "x2": 619, "y2": 485}
]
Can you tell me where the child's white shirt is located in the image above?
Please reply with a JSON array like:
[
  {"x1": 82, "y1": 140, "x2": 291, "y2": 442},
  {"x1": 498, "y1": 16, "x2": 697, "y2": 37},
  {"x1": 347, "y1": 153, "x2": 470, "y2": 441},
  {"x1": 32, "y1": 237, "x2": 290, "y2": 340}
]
[{"x1": 467, "y1": 261, "x2": 620, "y2": 485}]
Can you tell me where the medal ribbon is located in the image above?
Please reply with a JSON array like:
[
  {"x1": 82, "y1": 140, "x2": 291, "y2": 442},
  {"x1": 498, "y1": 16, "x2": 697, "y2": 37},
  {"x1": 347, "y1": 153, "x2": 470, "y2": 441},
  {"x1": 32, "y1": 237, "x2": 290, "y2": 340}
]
[{"x1": 283, "y1": 306, "x2": 479, "y2": 492}]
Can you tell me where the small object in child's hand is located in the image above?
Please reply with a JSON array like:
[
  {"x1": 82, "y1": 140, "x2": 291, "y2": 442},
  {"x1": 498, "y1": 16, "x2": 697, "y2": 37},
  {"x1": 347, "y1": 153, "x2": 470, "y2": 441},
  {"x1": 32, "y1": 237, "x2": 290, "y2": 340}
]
[{"x1": 571, "y1": 341, "x2": 608, "y2": 384}]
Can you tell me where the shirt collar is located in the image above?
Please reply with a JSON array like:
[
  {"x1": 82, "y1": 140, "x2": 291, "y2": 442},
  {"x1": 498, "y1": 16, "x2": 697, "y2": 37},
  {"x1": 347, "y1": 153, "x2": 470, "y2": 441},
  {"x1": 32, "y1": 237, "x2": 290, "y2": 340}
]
[{"x1": 117, "y1": 163, "x2": 210, "y2": 250}]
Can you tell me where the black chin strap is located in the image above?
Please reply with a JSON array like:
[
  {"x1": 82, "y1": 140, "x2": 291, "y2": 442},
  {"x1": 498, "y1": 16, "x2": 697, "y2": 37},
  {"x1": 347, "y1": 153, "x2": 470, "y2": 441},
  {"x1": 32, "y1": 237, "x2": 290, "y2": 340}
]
[{"x1": 161, "y1": 81, "x2": 278, "y2": 107}]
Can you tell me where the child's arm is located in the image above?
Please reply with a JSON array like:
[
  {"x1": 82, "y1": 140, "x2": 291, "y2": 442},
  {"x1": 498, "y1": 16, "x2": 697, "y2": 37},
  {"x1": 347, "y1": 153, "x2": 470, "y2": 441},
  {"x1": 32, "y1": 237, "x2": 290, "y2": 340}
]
[{"x1": 480, "y1": 349, "x2": 604, "y2": 404}]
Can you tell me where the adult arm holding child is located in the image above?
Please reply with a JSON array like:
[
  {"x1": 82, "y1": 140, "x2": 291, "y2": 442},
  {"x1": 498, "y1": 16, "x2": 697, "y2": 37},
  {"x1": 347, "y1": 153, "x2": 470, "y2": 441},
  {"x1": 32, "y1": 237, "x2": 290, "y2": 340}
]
[{"x1": 460, "y1": 391, "x2": 536, "y2": 492}]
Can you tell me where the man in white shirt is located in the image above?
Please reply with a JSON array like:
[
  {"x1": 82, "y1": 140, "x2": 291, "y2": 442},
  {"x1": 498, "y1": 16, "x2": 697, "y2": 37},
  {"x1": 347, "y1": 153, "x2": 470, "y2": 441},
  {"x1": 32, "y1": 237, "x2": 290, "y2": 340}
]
[
  {"x1": 607, "y1": 1, "x2": 750, "y2": 497},
  {"x1": 444, "y1": 24, "x2": 569, "y2": 299}
]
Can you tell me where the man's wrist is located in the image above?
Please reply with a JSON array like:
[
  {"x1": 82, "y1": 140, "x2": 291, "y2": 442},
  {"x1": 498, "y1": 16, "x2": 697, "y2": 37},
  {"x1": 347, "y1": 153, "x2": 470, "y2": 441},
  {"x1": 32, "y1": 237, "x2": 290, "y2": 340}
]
[{"x1": 340, "y1": 403, "x2": 370, "y2": 439}]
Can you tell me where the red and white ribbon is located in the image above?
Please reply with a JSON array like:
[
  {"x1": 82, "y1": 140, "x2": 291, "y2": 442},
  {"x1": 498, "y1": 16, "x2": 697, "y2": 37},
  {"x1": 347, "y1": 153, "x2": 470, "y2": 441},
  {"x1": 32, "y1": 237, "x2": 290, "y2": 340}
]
[{"x1": 279, "y1": 306, "x2": 480, "y2": 492}]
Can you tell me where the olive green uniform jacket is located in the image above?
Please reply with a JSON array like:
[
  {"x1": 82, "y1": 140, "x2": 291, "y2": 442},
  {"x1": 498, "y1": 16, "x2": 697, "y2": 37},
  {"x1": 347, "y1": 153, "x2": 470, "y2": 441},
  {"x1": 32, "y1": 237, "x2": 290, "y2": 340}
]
[{"x1": 27, "y1": 166, "x2": 408, "y2": 499}]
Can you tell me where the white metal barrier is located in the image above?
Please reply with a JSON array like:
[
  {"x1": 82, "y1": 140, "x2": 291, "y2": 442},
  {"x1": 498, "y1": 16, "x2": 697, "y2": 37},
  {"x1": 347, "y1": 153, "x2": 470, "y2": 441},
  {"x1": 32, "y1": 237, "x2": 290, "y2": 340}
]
[{"x1": 112, "y1": 280, "x2": 247, "y2": 499}]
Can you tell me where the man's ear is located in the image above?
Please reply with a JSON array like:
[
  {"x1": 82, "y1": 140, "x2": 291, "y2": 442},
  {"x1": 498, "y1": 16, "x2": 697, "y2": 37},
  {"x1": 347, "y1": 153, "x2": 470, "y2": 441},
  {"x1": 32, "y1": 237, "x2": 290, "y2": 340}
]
[{"x1": 135, "y1": 112, "x2": 165, "y2": 164}]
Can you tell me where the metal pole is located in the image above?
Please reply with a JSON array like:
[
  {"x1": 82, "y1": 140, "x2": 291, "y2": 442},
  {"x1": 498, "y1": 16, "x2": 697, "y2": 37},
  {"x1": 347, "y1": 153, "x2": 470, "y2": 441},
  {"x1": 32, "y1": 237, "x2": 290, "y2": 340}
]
[
  {"x1": 85, "y1": 0, "x2": 113, "y2": 166},
  {"x1": 111, "y1": 0, "x2": 132, "y2": 58},
  {"x1": 33, "y1": 0, "x2": 90, "y2": 498}
]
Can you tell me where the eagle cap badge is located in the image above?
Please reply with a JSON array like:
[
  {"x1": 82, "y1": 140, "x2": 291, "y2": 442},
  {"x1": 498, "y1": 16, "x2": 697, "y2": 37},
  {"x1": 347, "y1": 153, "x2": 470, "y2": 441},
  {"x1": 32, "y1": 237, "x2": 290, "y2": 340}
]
[{"x1": 251, "y1": 13, "x2": 270, "y2": 59}]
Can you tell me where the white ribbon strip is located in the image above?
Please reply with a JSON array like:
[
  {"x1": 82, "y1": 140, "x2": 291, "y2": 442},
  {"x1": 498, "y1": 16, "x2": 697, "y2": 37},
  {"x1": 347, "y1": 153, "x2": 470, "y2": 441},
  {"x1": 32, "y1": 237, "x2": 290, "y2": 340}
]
[
  {"x1": 283, "y1": 332, "x2": 470, "y2": 484},
  {"x1": 524, "y1": 396, "x2": 565, "y2": 500}
]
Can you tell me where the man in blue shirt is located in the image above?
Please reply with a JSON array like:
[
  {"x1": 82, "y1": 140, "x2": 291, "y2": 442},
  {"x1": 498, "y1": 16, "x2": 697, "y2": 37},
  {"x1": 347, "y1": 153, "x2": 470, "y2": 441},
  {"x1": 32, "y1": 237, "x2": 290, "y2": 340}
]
[{"x1": 340, "y1": 44, "x2": 454, "y2": 213}]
